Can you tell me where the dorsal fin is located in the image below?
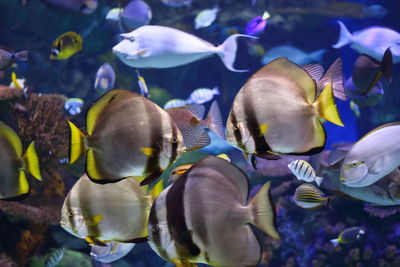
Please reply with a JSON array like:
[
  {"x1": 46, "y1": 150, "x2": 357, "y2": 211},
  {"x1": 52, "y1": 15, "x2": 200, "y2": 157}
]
[
  {"x1": 167, "y1": 104, "x2": 205, "y2": 119},
  {"x1": 302, "y1": 64, "x2": 325, "y2": 81},
  {"x1": 357, "y1": 122, "x2": 400, "y2": 144}
]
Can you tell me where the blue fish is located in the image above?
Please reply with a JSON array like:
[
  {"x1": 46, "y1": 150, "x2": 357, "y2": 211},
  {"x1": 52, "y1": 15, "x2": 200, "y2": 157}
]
[
  {"x1": 245, "y1": 12, "x2": 270, "y2": 36},
  {"x1": 64, "y1": 98, "x2": 84, "y2": 115},
  {"x1": 262, "y1": 45, "x2": 326, "y2": 66},
  {"x1": 187, "y1": 86, "x2": 220, "y2": 104},
  {"x1": 163, "y1": 98, "x2": 187, "y2": 109}
]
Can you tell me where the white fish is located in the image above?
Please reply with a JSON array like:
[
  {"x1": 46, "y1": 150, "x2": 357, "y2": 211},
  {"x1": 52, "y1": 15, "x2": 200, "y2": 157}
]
[
  {"x1": 105, "y1": 7, "x2": 122, "y2": 21},
  {"x1": 163, "y1": 98, "x2": 187, "y2": 109},
  {"x1": 194, "y1": 7, "x2": 219, "y2": 29},
  {"x1": 187, "y1": 86, "x2": 220, "y2": 104},
  {"x1": 136, "y1": 70, "x2": 148, "y2": 97},
  {"x1": 333, "y1": 21, "x2": 400, "y2": 63},
  {"x1": 90, "y1": 241, "x2": 135, "y2": 263},
  {"x1": 94, "y1": 63, "x2": 115, "y2": 95},
  {"x1": 261, "y1": 45, "x2": 326, "y2": 65},
  {"x1": 112, "y1": 25, "x2": 255, "y2": 72},
  {"x1": 64, "y1": 98, "x2": 84, "y2": 115},
  {"x1": 288, "y1": 160, "x2": 324, "y2": 186}
]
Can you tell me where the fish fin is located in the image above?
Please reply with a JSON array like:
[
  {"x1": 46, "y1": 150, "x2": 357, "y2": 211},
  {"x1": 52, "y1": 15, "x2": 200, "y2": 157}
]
[
  {"x1": 332, "y1": 21, "x2": 353, "y2": 49},
  {"x1": 188, "y1": 130, "x2": 211, "y2": 150},
  {"x1": 68, "y1": 121, "x2": 87, "y2": 164},
  {"x1": 302, "y1": 63, "x2": 325, "y2": 81},
  {"x1": 18, "y1": 170, "x2": 29, "y2": 195},
  {"x1": 315, "y1": 83, "x2": 344, "y2": 127},
  {"x1": 14, "y1": 50, "x2": 28, "y2": 61},
  {"x1": 309, "y1": 49, "x2": 326, "y2": 63},
  {"x1": 217, "y1": 34, "x2": 258, "y2": 72},
  {"x1": 0, "y1": 122, "x2": 23, "y2": 156},
  {"x1": 22, "y1": 141, "x2": 41, "y2": 181},
  {"x1": 171, "y1": 259, "x2": 198, "y2": 267},
  {"x1": 328, "y1": 147, "x2": 348, "y2": 166},
  {"x1": 248, "y1": 182, "x2": 280, "y2": 240},
  {"x1": 127, "y1": 49, "x2": 149, "y2": 59},
  {"x1": 381, "y1": 48, "x2": 392, "y2": 82},
  {"x1": 120, "y1": 237, "x2": 149, "y2": 243},
  {"x1": 149, "y1": 179, "x2": 164, "y2": 201},
  {"x1": 370, "y1": 157, "x2": 383, "y2": 174},
  {"x1": 140, "y1": 147, "x2": 158, "y2": 157},
  {"x1": 189, "y1": 116, "x2": 200, "y2": 126},
  {"x1": 204, "y1": 101, "x2": 225, "y2": 139},
  {"x1": 388, "y1": 182, "x2": 400, "y2": 200},
  {"x1": 330, "y1": 238, "x2": 339, "y2": 247},
  {"x1": 212, "y1": 86, "x2": 220, "y2": 95},
  {"x1": 371, "y1": 185, "x2": 389, "y2": 197},
  {"x1": 85, "y1": 237, "x2": 108, "y2": 247},
  {"x1": 86, "y1": 149, "x2": 104, "y2": 180},
  {"x1": 242, "y1": 151, "x2": 249, "y2": 161},
  {"x1": 216, "y1": 153, "x2": 231, "y2": 162},
  {"x1": 167, "y1": 104, "x2": 205, "y2": 119},
  {"x1": 92, "y1": 214, "x2": 103, "y2": 225},
  {"x1": 255, "y1": 151, "x2": 281, "y2": 160},
  {"x1": 321, "y1": 176, "x2": 339, "y2": 192},
  {"x1": 140, "y1": 169, "x2": 163, "y2": 186},
  {"x1": 315, "y1": 176, "x2": 324, "y2": 187},
  {"x1": 357, "y1": 122, "x2": 400, "y2": 143},
  {"x1": 11, "y1": 72, "x2": 23, "y2": 89},
  {"x1": 319, "y1": 58, "x2": 346, "y2": 100},
  {"x1": 259, "y1": 123, "x2": 268, "y2": 135}
]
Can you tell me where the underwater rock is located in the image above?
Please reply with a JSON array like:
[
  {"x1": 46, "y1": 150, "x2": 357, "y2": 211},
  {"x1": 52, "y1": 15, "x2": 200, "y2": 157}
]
[{"x1": 0, "y1": 85, "x2": 24, "y2": 101}]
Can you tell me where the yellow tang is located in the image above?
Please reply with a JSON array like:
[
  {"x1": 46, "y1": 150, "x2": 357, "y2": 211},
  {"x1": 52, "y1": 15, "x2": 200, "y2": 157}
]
[{"x1": 50, "y1": 32, "x2": 83, "y2": 60}]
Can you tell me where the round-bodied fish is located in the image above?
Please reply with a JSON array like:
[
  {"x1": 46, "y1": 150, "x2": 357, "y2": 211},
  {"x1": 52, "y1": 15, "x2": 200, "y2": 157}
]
[
  {"x1": 120, "y1": 0, "x2": 152, "y2": 29},
  {"x1": 148, "y1": 156, "x2": 280, "y2": 267},
  {"x1": 90, "y1": 241, "x2": 135, "y2": 263},
  {"x1": 60, "y1": 174, "x2": 150, "y2": 245},
  {"x1": 94, "y1": 63, "x2": 115, "y2": 95},
  {"x1": 68, "y1": 89, "x2": 185, "y2": 185}
]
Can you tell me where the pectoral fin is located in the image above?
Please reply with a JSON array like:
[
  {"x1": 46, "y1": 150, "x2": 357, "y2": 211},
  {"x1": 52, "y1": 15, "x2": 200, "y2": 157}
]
[
  {"x1": 371, "y1": 185, "x2": 389, "y2": 197},
  {"x1": 369, "y1": 157, "x2": 383, "y2": 174},
  {"x1": 388, "y1": 182, "x2": 400, "y2": 200}
]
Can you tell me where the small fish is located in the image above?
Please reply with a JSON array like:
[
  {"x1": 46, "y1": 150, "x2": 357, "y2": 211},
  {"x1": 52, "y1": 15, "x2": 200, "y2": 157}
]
[
  {"x1": 194, "y1": 7, "x2": 219, "y2": 29},
  {"x1": 0, "y1": 121, "x2": 41, "y2": 199},
  {"x1": 94, "y1": 63, "x2": 115, "y2": 95},
  {"x1": 112, "y1": 25, "x2": 256, "y2": 72},
  {"x1": 105, "y1": 7, "x2": 122, "y2": 22},
  {"x1": 350, "y1": 101, "x2": 360, "y2": 117},
  {"x1": 45, "y1": 247, "x2": 65, "y2": 267},
  {"x1": 245, "y1": 11, "x2": 270, "y2": 36},
  {"x1": 169, "y1": 163, "x2": 194, "y2": 182},
  {"x1": 262, "y1": 45, "x2": 326, "y2": 66},
  {"x1": 64, "y1": 98, "x2": 84, "y2": 115},
  {"x1": 187, "y1": 86, "x2": 220, "y2": 104},
  {"x1": 293, "y1": 183, "x2": 330, "y2": 209},
  {"x1": 288, "y1": 160, "x2": 324, "y2": 186},
  {"x1": 40, "y1": 0, "x2": 97, "y2": 15},
  {"x1": 50, "y1": 32, "x2": 83, "y2": 60},
  {"x1": 363, "y1": 5, "x2": 387, "y2": 18},
  {"x1": 136, "y1": 70, "x2": 148, "y2": 97},
  {"x1": 9, "y1": 72, "x2": 26, "y2": 89},
  {"x1": 333, "y1": 21, "x2": 400, "y2": 63},
  {"x1": 160, "y1": 0, "x2": 192, "y2": 7},
  {"x1": 330, "y1": 227, "x2": 365, "y2": 247},
  {"x1": 120, "y1": 0, "x2": 152, "y2": 29},
  {"x1": 200, "y1": 130, "x2": 235, "y2": 155},
  {"x1": 0, "y1": 46, "x2": 28, "y2": 70},
  {"x1": 91, "y1": 241, "x2": 135, "y2": 263},
  {"x1": 163, "y1": 98, "x2": 187, "y2": 109}
]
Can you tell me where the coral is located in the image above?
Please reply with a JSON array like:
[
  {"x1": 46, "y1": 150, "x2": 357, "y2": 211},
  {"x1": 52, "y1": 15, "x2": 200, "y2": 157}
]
[{"x1": 0, "y1": 85, "x2": 24, "y2": 101}]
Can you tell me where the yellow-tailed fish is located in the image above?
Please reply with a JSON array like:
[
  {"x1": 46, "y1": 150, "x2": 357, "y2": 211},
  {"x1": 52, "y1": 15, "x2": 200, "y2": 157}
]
[
  {"x1": 136, "y1": 69, "x2": 149, "y2": 97},
  {"x1": 50, "y1": 32, "x2": 83, "y2": 60}
]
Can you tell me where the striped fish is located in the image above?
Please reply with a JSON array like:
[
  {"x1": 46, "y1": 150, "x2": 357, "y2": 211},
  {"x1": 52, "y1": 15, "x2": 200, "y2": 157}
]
[
  {"x1": 148, "y1": 156, "x2": 280, "y2": 267},
  {"x1": 60, "y1": 174, "x2": 150, "y2": 245},
  {"x1": 187, "y1": 87, "x2": 220, "y2": 105},
  {"x1": 45, "y1": 247, "x2": 65, "y2": 267},
  {"x1": 293, "y1": 183, "x2": 329, "y2": 209},
  {"x1": 164, "y1": 98, "x2": 187, "y2": 109},
  {"x1": 226, "y1": 58, "x2": 344, "y2": 161},
  {"x1": 68, "y1": 89, "x2": 185, "y2": 185},
  {"x1": 288, "y1": 160, "x2": 323, "y2": 186}
]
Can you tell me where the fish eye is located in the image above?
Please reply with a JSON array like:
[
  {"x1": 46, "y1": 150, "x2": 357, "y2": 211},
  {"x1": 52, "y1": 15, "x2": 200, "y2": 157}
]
[
  {"x1": 233, "y1": 124, "x2": 240, "y2": 131},
  {"x1": 125, "y1": 36, "x2": 135, "y2": 42},
  {"x1": 67, "y1": 210, "x2": 73, "y2": 217},
  {"x1": 170, "y1": 136, "x2": 178, "y2": 143},
  {"x1": 152, "y1": 225, "x2": 160, "y2": 233},
  {"x1": 51, "y1": 49, "x2": 59, "y2": 56}
]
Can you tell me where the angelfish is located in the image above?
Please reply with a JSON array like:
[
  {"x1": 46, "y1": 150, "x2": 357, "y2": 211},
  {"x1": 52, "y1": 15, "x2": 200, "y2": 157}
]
[
  {"x1": 112, "y1": 25, "x2": 256, "y2": 72},
  {"x1": 148, "y1": 156, "x2": 280, "y2": 267}
]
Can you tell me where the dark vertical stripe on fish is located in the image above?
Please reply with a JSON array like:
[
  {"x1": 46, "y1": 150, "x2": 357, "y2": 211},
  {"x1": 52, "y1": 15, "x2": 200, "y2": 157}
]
[
  {"x1": 148, "y1": 199, "x2": 169, "y2": 260},
  {"x1": 166, "y1": 172, "x2": 200, "y2": 258},
  {"x1": 65, "y1": 196, "x2": 76, "y2": 234},
  {"x1": 76, "y1": 188, "x2": 101, "y2": 239},
  {"x1": 168, "y1": 122, "x2": 178, "y2": 167},
  {"x1": 229, "y1": 109, "x2": 246, "y2": 151}
]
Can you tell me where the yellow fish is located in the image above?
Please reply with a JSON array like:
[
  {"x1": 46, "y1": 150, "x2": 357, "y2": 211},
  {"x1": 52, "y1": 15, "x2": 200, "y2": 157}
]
[{"x1": 50, "y1": 32, "x2": 83, "y2": 60}]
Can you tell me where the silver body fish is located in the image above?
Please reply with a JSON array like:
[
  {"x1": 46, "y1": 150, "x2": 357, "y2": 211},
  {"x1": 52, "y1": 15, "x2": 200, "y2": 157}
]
[
  {"x1": 187, "y1": 87, "x2": 220, "y2": 105},
  {"x1": 94, "y1": 63, "x2": 115, "y2": 95},
  {"x1": 293, "y1": 183, "x2": 329, "y2": 209},
  {"x1": 194, "y1": 7, "x2": 219, "y2": 29},
  {"x1": 91, "y1": 241, "x2": 135, "y2": 263},
  {"x1": 288, "y1": 160, "x2": 324, "y2": 186}
]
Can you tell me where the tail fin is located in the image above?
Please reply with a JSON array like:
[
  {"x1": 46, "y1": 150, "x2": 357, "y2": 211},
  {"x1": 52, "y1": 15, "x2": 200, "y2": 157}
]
[
  {"x1": 204, "y1": 101, "x2": 225, "y2": 139},
  {"x1": 332, "y1": 21, "x2": 353, "y2": 49},
  {"x1": 381, "y1": 48, "x2": 392, "y2": 82},
  {"x1": 68, "y1": 121, "x2": 87, "y2": 164},
  {"x1": 309, "y1": 49, "x2": 326, "y2": 63},
  {"x1": 319, "y1": 58, "x2": 347, "y2": 100},
  {"x1": 330, "y1": 238, "x2": 339, "y2": 247},
  {"x1": 22, "y1": 141, "x2": 41, "y2": 181},
  {"x1": 315, "y1": 83, "x2": 344, "y2": 127},
  {"x1": 315, "y1": 176, "x2": 324, "y2": 187},
  {"x1": 248, "y1": 182, "x2": 280, "y2": 240},
  {"x1": 212, "y1": 86, "x2": 220, "y2": 95},
  {"x1": 14, "y1": 50, "x2": 29, "y2": 61},
  {"x1": 217, "y1": 34, "x2": 257, "y2": 72}
]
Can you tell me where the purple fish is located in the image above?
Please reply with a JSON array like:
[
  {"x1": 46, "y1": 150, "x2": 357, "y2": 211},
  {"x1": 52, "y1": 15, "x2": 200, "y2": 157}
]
[{"x1": 245, "y1": 12, "x2": 270, "y2": 36}]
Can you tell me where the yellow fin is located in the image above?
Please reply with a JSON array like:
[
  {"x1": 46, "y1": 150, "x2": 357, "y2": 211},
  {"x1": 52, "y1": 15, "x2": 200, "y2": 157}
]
[
  {"x1": 217, "y1": 153, "x2": 231, "y2": 162},
  {"x1": 18, "y1": 170, "x2": 29, "y2": 195},
  {"x1": 0, "y1": 122, "x2": 22, "y2": 156},
  {"x1": 315, "y1": 83, "x2": 344, "y2": 127},
  {"x1": 149, "y1": 179, "x2": 164, "y2": 201},
  {"x1": 11, "y1": 72, "x2": 22, "y2": 89},
  {"x1": 171, "y1": 259, "x2": 198, "y2": 267},
  {"x1": 86, "y1": 149, "x2": 103, "y2": 180},
  {"x1": 84, "y1": 236, "x2": 107, "y2": 246},
  {"x1": 68, "y1": 121, "x2": 87, "y2": 164},
  {"x1": 259, "y1": 123, "x2": 268, "y2": 135},
  {"x1": 22, "y1": 142, "x2": 41, "y2": 181},
  {"x1": 91, "y1": 214, "x2": 103, "y2": 226},
  {"x1": 141, "y1": 147, "x2": 158, "y2": 157}
]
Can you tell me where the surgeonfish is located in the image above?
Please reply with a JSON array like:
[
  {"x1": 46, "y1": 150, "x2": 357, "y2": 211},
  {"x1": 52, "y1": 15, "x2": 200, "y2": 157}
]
[
  {"x1": 261, "y1": 45, "x2": 326, "y2": 66},
  {"x1": 50, "y1": 32, "x2": 83, "y2": 60},
  {"x1": 334, "y1": 123, "x2": 400, "y2": 187},
  {"x1": 163, "y1": 98, "x2": 187, "y2": 109},
  {"x1": 112, "y1": 25, "x2": 256, "y2": 72},
  {"x1": 90, "y1": 241, "x2": 135, "y2": 263},
  {"x1": 225, "y1": 58, "x2": 344, "y2": 160},
  {"x1": 148, "y1": 156, "x2": 280, "y2": 267},
  {"x1": 60, "y1": 174, "x2": 150, "y2": 245},
  {"x1": 166, "y1": 101, "x2": 225, "y2": 150},
  {"x1": 288, "y1": 160, "x2": 324, "y2": 186},
  {"x1": 64, "y1": 98, "x2": 84, "y2": 115},
  {"x1": 245, "y1": 11, "x2": 270, "y2": 36},
  {"x1": 0, "y1": 122, "x2": 41, "y2": 199},
  {"x1": 187, "y1": 86, "x2": 220, "y2": 105},
  {"x1": 330, "y1": 227, "x2": 365, "y2": 247},
  {"x1": 44, "y1": 247, "x2": 65, "y2": 267},
  {"x1": 67, "y1": 89, "x2": 185, "y2": 185},
  {"x1": 160, "y1": 0, "x2": 191, "y2": 7},
  {"x1": 94, "y1": 63, "x2": 115, "y2": 95},
  {"x1": 293, "y1": 183, "x2": 330, "y2": 209},
  {"x1": 40, "y1": 0, "x2": 97, "y2": 15},
  {"x1": 333, "y1": 21, "x2": 400, "y2": 63},
  {"x1": 194, "y1": 7, "x2": 219, "y2": 29},
  {"x1": 0, "y1": 46, "x2": 28, "y2": 70}
]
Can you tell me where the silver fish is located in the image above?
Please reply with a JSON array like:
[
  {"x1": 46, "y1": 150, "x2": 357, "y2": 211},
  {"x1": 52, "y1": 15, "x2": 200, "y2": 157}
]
[
  {"x1": 187, "y1": 86, "x2": 220, "y2": 105},
  {"x1": 90, "y1": 241, "x2": 135, "y2": 263},
  {"x1": 288, "y1": 160, "x2": 324, "y2": 186},
  {"x1": 194, "y1": 7, "x2": 219, "y2": 29},
  {"x1": 94, "y1": 63, "x2": 115, "y2": 95},
  {"x1": 0, "y1": 46, "x2": 28, "y2": 70},
  {"x1": 163, "y1": 98, "x2": 187, "y2": 109}
]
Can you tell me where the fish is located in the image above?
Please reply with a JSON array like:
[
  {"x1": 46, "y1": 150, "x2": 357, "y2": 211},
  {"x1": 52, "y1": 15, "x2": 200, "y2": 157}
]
[
  {"x1": 200, "y1": 130, "x2": 235, "y2": 155},
  {"x1": 50, "y1": 32, "x2": 83, "y2": 60},
  {"x1": 148, "y1": 156, "x2": 280, "y2": 267},
  {"x1": 0, "y1": 46, "x2": 28, "y2": 70},
  {"x1": 40, "y1": 0, "x2": 97, "y2": 15},
  {"x1": 261, "y1": 45, "x2": 326, "y2": 66},
  {"x1": 120, "y1": 0, "x2": 152, "y2": 29},
  {"x1": 350, "y1": 101, "x2": 360, "y2": 117},
  {"x1": 245, "y1": 11, "x2": 270, "y2": 36},
  {"x1": 334, "y1": 123, "x2": 400, "y2": 187},
  {"x1": 44, "y1": 247, "x2": 65, "y2": 267},
  {"x1": 0, "y1": 121, "x2": 41, "y2": 199},
  {"x1": 288, "y1": 160, "x2": 324, "y2": 186},
  {"x1": 94, "y1": 63, "x2": 115, "y2": 95},
  {"x1": 90, "y1": 241, "x2": 135, "y2": 263},
  {"x1": 344, "y1": 48, "x2": 392, "y2": 106},
  {"x1": 163, "y1": 98, "x2": 187, "y2": 109},
  {"x1": 194, "y1": 7, "x2": 218, "y2": 30},
  {"x1": 187, "y1": 86, "x2": 220, "y2": 105},
  {"x1": 166, "y1": 101, "x2": 225, "y2": 150},
  {"x1": 105, "y1": 7, "x2": 122, "y2": 22},
  {"x1": 363, "y1": 5, "x2": 387, "y2": 18},
  {"x1": 333, "y1": 21, "x2": 400, "y2": 63},
  {"x1": 169, "y1": 163, "x2": 194, "y2": 183},
  {"x1": 9, "y1": 72, "x2": 26, "y2": 89},
  {"x1": 64, "y1": 98, "x2": 84, "y2": 116},
  {"x1": 112, "y1": 25, "x2": 256, "y2": 72},
  {"x1": 330, "y1": 227, "x2": 365, "y2": 247},
  {"x1": 225, "y1": 58, "x2": 344, "y2": 160},
  {"x1": 136, "y1": 70, "x2": 149, "y2": 97},
  {"x1": 60, "y1": 174, "x2": 150, "y2": 245},
  {"x1": 67, "y1": 89, "x2": 185, "y2": 185},
  {"x1": 160, "y1": 0, "x2": 191, "y2": 7},
  {"x1": 293, "y1": 183, "x2": 330, "y2": 209}
]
